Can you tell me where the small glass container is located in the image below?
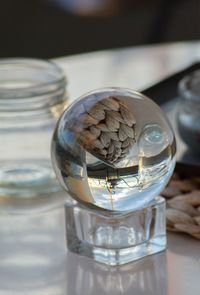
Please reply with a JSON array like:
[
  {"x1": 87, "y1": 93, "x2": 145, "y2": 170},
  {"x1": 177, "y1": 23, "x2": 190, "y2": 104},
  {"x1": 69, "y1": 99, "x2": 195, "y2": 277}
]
[
  {"x1": 0, "y1": 58, "x2": 68, "y2": 211},
  {"x1": 178, "y1": 70, "x2": 200, "y2": 153}
]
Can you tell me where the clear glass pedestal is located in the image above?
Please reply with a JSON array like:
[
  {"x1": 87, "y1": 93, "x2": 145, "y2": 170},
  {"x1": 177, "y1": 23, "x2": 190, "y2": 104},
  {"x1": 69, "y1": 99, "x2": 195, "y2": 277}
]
[{"x1": 65, "y1": 196, "x2": 166, "y2": 266}]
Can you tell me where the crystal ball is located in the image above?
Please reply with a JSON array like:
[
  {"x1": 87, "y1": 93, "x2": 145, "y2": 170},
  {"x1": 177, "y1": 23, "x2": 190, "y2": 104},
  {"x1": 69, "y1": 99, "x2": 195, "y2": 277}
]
[{"x1": 51, "y1": 88, "x2": 176, "y2": 212}]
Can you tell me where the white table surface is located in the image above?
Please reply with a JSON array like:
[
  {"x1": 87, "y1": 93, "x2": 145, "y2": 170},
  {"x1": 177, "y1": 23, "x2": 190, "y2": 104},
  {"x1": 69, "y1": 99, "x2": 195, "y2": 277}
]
[{"x1": 0, "y1": 42, "x2": 200, "y2": 295}]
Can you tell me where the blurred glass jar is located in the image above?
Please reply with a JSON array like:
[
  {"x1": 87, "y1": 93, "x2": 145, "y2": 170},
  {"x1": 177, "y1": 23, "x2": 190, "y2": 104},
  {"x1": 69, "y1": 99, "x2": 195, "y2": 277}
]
[
  {"x1": 0, "y1": 59, "x2": 68, "y2": 210},
  {"x1": 177, "y1": 70, "x2": 200, "y2": 154}
]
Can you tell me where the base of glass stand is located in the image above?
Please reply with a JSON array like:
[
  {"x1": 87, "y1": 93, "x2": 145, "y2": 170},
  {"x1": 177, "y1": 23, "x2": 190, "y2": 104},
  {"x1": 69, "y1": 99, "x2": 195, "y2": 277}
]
[{"x1": 65, "y1": 196, "x2": 166, "y2": 266}]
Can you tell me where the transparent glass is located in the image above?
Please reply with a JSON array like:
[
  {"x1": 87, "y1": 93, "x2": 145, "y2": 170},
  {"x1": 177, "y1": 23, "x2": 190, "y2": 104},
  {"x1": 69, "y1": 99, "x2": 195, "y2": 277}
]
[
  {"x1": 52, "y1": 88, "x2": 176, "y2": 265},
  {"x1": 65, "y1": 196, "x2": 166, "y2": 265},
  {"x1": 0, "y1": 59, "x2": 68, "y2": 211},
  {"x1": 178, "y1": 70, "x2": 200, "y2": 153},
  {"x1": 52, "y1": 88, "x2": 176, "y2": 212}
]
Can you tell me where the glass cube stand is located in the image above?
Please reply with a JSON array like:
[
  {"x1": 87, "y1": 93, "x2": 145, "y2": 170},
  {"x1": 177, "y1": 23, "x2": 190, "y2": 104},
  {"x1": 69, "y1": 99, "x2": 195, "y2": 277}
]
[{"x1": 65, "y1": 196, "x2": 166, "y2": 266}]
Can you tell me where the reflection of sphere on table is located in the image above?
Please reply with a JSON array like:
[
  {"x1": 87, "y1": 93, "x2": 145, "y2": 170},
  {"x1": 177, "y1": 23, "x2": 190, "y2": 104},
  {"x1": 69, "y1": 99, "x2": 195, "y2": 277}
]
[{"x1": 52, "y1": 88, "x2": 176, "y2": 212}]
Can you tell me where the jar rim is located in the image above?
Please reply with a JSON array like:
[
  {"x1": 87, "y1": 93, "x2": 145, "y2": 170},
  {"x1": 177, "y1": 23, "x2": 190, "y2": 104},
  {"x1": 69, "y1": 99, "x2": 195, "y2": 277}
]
[{"x1": 0, "y1": 58, "x2": 67, "y2": 99}]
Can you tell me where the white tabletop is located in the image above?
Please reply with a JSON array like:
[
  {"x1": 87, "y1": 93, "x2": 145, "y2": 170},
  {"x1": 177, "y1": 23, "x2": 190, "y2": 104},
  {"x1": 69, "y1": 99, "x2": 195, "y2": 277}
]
[{"x1": 0, "y1": 42, "x2": 200, "y2": 295}]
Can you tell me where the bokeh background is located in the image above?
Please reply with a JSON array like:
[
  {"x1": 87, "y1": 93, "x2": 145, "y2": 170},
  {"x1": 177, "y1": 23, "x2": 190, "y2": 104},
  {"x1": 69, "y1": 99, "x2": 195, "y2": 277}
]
[{"x1": 0, "y1": 0, "x2": 200, "y2": 58}]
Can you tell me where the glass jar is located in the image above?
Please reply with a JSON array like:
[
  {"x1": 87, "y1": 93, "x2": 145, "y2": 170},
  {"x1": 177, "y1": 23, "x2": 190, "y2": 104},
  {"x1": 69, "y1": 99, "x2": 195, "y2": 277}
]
[
  {"x1": 0, "y1": 59, "x2": 68, "y2": 211},
  {"x1": 177, "y1": 70, "x2": 200, "y2": 154}
]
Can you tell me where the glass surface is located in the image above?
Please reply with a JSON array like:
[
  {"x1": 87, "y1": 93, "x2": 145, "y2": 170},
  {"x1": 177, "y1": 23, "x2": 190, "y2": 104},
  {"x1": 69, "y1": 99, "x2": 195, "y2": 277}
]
[
  {"x1": 65, "y1": 196, "x2": 166, "y2": 265},
  {"x1": 0, "y1": 59, "x2": 68, "y2": 211},
  {"x1": 178, "y1": 70, "x2": 200, "y2": 153},
  {"x1": 52, "y1": 88, "x2": 176, "y2": 212}
]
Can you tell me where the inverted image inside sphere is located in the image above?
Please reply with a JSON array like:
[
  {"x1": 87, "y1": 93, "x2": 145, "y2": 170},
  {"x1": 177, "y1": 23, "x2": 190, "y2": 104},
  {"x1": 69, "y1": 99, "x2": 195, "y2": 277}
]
[{"x1": 52, "y1": 88, "x2": 176, "y2": 212}]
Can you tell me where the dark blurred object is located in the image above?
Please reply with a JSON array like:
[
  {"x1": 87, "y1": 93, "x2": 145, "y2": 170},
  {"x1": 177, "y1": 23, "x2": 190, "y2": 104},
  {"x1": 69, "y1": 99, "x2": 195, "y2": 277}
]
[
  {"x1": 0, "y1": 0, "x2": 200, "y2": 58},
  {"x1": 143, "y1": 62, "x2": 200, "y2": 105},
  {"x1": 175, "y1": 162, "x2": 200, "y2": 177},
  {"x1": 142, "y1": 62, "x2": 200, "y2": 166},
  {"x1": 52, "y1": 0, "x2": 120, "y2": 16}
]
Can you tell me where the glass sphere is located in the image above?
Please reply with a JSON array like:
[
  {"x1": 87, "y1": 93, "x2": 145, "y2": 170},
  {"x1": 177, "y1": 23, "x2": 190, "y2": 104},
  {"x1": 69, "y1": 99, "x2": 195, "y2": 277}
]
[{"x1": 51, "y1": 88, "x2": 176, "y2": 212}]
